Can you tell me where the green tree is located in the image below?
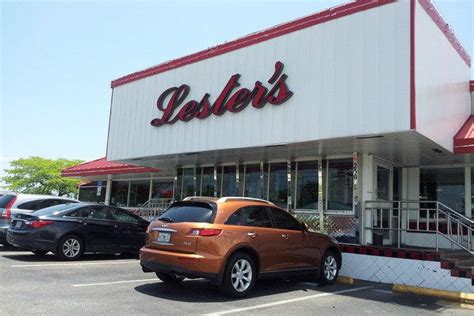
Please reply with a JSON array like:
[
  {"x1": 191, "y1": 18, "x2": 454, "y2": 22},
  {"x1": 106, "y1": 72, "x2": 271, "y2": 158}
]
[{"x1": 1, "y1": 157, "x2": 84, "y2": 197}]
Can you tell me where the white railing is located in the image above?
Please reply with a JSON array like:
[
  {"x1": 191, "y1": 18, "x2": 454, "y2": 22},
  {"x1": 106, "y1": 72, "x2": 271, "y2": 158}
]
[
  {"x1": 365, "y1": 200, "x2": 474, "y2": 254},
  {"x1": 132, "y1": 198, "x2": 174, "y2": 221}
]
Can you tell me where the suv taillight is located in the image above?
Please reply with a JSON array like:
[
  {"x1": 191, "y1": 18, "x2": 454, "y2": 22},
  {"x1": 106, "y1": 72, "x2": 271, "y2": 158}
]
[
  {"x1": 188, "y1": 228, "x2": 222, "y2": 237},
  {"x1": 0, "y1": 196, "x2": 17, "y2": 219},
  {"x1": 28, "y1": 220, "x2": 54, "y2": 228}
]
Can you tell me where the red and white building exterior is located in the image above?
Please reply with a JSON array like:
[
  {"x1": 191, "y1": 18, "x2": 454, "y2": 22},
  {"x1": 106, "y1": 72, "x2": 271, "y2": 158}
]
[{"x1": 65, "y1": 0, "x2": 474, "y2": 292}]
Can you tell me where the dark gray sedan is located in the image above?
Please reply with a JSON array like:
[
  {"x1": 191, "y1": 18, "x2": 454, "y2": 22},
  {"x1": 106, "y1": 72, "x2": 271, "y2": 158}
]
[{"x1": 7, "y1": 203, "x2": 149, "y2": 260}]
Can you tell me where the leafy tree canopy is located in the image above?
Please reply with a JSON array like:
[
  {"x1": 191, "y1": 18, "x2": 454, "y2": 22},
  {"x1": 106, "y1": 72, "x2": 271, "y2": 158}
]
[{"x1": 2, "y1": 157, "x2": 84, "y2": 197}]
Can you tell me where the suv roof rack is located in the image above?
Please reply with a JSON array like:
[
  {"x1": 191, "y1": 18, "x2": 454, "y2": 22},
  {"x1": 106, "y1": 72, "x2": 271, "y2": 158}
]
[
  {"x1": 217, "y1": 197, "x2": 275, "y2": 205},
  {"x1": 182, "y1": 196, "x2": 219, "y2": 202}
]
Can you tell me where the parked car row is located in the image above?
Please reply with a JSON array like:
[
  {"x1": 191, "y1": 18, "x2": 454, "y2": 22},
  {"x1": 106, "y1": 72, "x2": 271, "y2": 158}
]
[{"x1": 1, "y1": 194, "x2": 341, "y2": 298}]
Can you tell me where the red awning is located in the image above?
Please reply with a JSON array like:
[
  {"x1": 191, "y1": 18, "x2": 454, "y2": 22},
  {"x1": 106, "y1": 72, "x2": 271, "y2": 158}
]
[
  {"x1": 61, "y1": 157, "x2": 159, "y2": 177},
  {"x1": 454, "y1": 115, "x2": 474, "y2": 154}
]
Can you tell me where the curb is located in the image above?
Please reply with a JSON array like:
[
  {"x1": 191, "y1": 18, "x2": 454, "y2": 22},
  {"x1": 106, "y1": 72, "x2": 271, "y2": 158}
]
[
  {"x1": 393, "y1": 284, "x2": 474, "y2": 304},
  {"x1": 337, "y1": 276, "x2": 354, "y2": 285}
]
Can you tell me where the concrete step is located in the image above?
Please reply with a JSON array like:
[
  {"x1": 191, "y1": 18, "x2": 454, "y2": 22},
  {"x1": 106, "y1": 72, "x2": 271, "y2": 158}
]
[
  {"x1": 455, "y1": 259, "x2": 474, "y2": 270},
  {"x1": 441, "y1": 252, "x2": 474, "y2": 261}
]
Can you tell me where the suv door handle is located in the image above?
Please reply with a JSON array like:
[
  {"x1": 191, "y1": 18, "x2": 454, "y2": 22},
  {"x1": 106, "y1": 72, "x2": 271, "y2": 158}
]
[
  {"x1": 281, "y1": 234, "x2": 289, "y2": 239},
  {"x1": 247, "y1": 232, "x2": 257, "y2": 238}
]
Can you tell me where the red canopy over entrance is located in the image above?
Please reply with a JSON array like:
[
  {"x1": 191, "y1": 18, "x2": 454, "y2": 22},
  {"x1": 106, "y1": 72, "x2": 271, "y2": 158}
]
[
  {"x1": 454, "y1": 115, "x2": 474, "y2": 154},
  {"x1": 61, "y1": 157, "x2": 159, "y2": 177}
]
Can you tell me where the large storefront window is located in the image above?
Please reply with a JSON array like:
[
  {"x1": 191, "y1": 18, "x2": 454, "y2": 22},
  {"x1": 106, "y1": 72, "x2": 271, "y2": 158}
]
[
  {"x1": 78, "y1": 181, "x2": 106, "y2": 203},
  {"x1": 152, "y1": 180, "x2": 174, "y2": 199},
  {"x1": 200, "y1": 167, "x2": 215, "y2": 196},
  {"x1": 244, "y1": 164, "x2": 262, "y2": 198},
  {"x1": 110, "y1": 181, "x2": 129, "y2": 207},
  {"x1": 327, "y1": 159, "x2": 353, "y2": 211},
  {"x1": 295, "y1": 161, "x2": 318, "y2": 210},
  {"x1": 420, "y1": 168, "x2": 465, "y2": 214},
  {"x1": 222, "y1": 166, "x2": 237, "y2": 196},
  {"x1": 128, "y1": 180, "x2": 150, "y2": 207},
  {"x1": 268, "y1": 163, "x2": 288, "y2": 208},
  {"x1": 182, "y1": 168, "x2": 195, "y2": 198}
]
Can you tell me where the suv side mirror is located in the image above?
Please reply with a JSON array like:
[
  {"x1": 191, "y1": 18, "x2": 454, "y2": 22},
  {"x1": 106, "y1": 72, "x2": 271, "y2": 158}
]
[{"x1": 301, "y1": 222, "x2": 309, "y2": 231}]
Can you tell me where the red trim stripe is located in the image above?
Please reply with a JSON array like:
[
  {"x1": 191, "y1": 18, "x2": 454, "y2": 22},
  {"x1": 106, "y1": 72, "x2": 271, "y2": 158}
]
[
  {"x1": 470, "y1": 80, "x2": 474, "y2": 92},
  {"x1": 418, "y1": 0, "x2": 471, "y2": 67},
  {"x1": 410, "y1": 0, "x2": 416, "y2": 130},
  {"x1": 111, "y1": 0, "x2": 395, "y2": 88}
]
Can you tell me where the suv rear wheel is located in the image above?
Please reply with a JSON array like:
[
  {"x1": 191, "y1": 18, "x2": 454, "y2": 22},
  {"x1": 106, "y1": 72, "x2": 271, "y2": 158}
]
[
  {"x1": 156, "y1": 272, "x2": 184, "y2": 284},
  {"x1": 220, "y1": 252, "x2": 256, "y2": 297}
]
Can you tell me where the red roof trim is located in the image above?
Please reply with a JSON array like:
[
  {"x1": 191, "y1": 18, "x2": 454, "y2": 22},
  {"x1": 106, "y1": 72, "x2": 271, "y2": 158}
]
[
  {"x1": 453, "y1": 115, "x2": 474, "y2": 154},
  {"x1": 111, "y1": 0, "x2": 395, "y2": 88},
  {"x1": 470, "y1": 81, "x2": 474, "y2": 92},
  {"x1": 61, "y1": 157, "x2": 160, "y2": 177},
  {"x1": 418, "y1": 0, "x2": 471, "y2": 67}
]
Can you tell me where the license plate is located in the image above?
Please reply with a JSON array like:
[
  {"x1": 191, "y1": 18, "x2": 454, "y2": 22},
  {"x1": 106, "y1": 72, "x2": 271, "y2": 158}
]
[
  {"x1": 157, "y1": 232, "x2": 171, "y2": 243},
  {"x1": 14, "y1": 221, "x2": 22, "y2": 229}
]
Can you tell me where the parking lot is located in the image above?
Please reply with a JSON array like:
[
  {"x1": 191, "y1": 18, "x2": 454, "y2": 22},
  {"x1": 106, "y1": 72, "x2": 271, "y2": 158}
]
[{"x1": 0, "y1": 246, "x2": 471, "y2": 315}]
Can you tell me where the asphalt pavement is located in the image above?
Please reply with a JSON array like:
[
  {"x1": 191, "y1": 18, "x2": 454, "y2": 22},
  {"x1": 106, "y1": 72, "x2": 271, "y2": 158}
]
[{"x1": 0, "y1": 245, "x2": 471, "y2": 315}]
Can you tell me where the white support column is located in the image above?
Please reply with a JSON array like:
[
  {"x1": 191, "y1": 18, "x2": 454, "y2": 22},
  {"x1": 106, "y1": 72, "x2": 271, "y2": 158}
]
[
  {"x1": 104, "y1": 176, "x2": 112, "y2": 206},
  {"x1": 361, "y1": 154, "x2": 374, "y2": 245},
  {"x1": 465, "y1": 166, "x2": 471, "y2": 218}
]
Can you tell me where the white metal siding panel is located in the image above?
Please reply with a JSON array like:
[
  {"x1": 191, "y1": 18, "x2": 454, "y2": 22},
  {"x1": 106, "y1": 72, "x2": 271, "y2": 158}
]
[
  {"x1": 107, "y1": 1, "x2": 410, "y2": 161},
  {"x1": 415, "y1": 1, "x2": 471, "y2": 151}
]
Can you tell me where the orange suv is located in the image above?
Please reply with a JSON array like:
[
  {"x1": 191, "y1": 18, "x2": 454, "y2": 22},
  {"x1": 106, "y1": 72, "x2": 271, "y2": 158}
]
[{"x1": 140, "y1": 197, "x2": 341, "y2": 297}]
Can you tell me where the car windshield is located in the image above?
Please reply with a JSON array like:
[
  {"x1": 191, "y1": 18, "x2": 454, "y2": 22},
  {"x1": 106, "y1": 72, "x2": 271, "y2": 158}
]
[
  {"x1": 158, "y1": 203, "x2": 215, "y2": 223},
  {"x1": 34, "y1": 203, "x2": 79, "y2": 216}
]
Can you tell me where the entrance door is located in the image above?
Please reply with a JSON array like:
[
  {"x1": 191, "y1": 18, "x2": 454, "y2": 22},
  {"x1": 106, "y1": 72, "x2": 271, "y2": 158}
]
[{"x1": 374, "y1": 162, "x2": 394, "y2": 245}]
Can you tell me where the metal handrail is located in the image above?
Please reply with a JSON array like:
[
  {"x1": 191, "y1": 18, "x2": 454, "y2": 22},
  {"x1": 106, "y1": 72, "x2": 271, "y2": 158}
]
[
  {"x1": 364, "y1": 200, "x2": 473, "y2": 254},
  {"x1": 133, "y1": 198, "x2": 174, "y2": 221}
]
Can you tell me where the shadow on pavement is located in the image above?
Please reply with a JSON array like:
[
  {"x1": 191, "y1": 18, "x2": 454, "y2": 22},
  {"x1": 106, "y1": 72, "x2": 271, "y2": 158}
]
[
  {"x1": 2, "y1": 251, "x2": 138, "y2": 263},
  {"x1": 135, "y1": 278, "x2": 455, "y2": 313}
]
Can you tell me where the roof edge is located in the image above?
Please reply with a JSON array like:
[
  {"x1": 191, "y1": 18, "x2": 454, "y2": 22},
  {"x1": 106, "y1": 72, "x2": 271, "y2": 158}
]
[
  {"x1": 418, "y1": 0, "x2": 471, "y2": 67},
  {"x1": 110, "y1": 0, "x2": 395, "y2": 88}
]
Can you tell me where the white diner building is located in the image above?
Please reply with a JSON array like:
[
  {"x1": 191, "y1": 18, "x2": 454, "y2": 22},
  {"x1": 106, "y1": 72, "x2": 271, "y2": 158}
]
[{"x1": 64, "y1": 0, "x2": 474, "y2": 292}]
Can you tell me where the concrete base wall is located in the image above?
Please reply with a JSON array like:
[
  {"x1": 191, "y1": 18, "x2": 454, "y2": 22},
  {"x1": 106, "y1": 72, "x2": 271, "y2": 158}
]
[{"x1": 340, "y1": 253, "x2": 473, "y2": 293}]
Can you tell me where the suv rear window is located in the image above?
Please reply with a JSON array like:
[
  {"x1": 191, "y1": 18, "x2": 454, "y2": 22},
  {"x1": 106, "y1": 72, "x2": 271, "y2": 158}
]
[
  {"x1": 0, "y1": 194, "x2": 16, "y2": 208},
  {"x1": 158, "y1": 202, "x2": 215, "y2": 223}
]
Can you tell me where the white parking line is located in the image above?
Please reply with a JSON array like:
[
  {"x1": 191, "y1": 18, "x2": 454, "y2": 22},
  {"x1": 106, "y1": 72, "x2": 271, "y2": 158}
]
[
  {"x1": 205, "y1": 286, "x2": 374, "y2": 316},
  {"x1": 370, "y1": 289, "x2": 393, "y2": 294},
  {"x1": 72, "y1": 278, "x2": 157, "y2": 287},
  {"x1": 11, "y1": 260, "x2": 136, "y2": 268}
]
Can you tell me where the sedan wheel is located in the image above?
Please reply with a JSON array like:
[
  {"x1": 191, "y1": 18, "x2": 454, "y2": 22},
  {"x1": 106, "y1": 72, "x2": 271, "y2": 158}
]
[
  {"x1": 319, "y1": 250, "x2": 340, "y2": 285},
  {"x1": 220, "y1": 252, "x2": 256, "y2": 297},
  {"x1": 57, "y1": 236, "x2": 83, "y2": 260}
]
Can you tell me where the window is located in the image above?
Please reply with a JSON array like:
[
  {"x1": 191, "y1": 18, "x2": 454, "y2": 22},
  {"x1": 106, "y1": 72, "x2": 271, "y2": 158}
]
[
  {"x1": 78, "y1": 181, "x2": 106, "y2": 203},
  {"x1": 110, "y1": 181, "x2": 129, "y2": 207},
  {"x1": 129, "y1": 180, "x2": 150, "y2": 207},
  {"x1": 108, "y1": 207, "x2": 140, "y2": 224},
  {"x1": 268, "y1": 163, "x2": 288, "y2": 208},
  {"x1": 152, "y1": 181, "x2": 174, "y2": 199},
  {"x1": 241, "y1": 206, "x2": 272, "y2": 228},
  {"x1": 327, "y1": 159, "x2": 353, "y2": 211},
  {"x1": 244, "y1": 164, "x2": 262, "y2": 198},
  {"x1": 200, "y1": 167, "x2": 215, "y2": 196},
  {"x1": 68, "y1": 206, "x2": 109, "y2": 220},
  {"x1": 295, "y1": 161, "x2": 318, "y2": 210},
  {"x1": 268, "y1": 207, "x2": 301, "y2": 230},
  {"x1": 222, "y1": 166, "x2": 237, "y2": 196},
  {"x1": 18, "y1": 200, "x2": 42, "y2": 210},
  {"x1": 420, "y1": 168, "x2": 465, "y2": 214},
  {"x1": 159, "y1": 202, "x2": 215, "y2": 223},
  {"x1": 182, "y1": 168, "x2": 195, "y2": 198},
  {"x1": 225, "y1": 209, "x2": 243, "y2": 225},
  {"x1": 0, "y1": 194, "x2": 17, "y2": 208}
]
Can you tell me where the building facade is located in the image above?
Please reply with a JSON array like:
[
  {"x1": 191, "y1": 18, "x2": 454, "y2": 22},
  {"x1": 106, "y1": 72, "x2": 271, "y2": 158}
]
[{"x1": 64, "y1": 0, "x2": 473, "y2": 292}]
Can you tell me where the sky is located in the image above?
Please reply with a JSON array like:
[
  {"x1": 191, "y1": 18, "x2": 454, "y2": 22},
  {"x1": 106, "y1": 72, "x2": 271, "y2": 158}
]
[{"x1": 1, "y1": 0, "x2": 473, "y2": 181}]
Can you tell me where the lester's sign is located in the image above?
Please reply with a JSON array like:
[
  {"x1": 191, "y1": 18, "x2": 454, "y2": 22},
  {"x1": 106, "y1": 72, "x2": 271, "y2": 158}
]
[{"x1": 151, "y1": 61, "x2": 293, "y2": 127}]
